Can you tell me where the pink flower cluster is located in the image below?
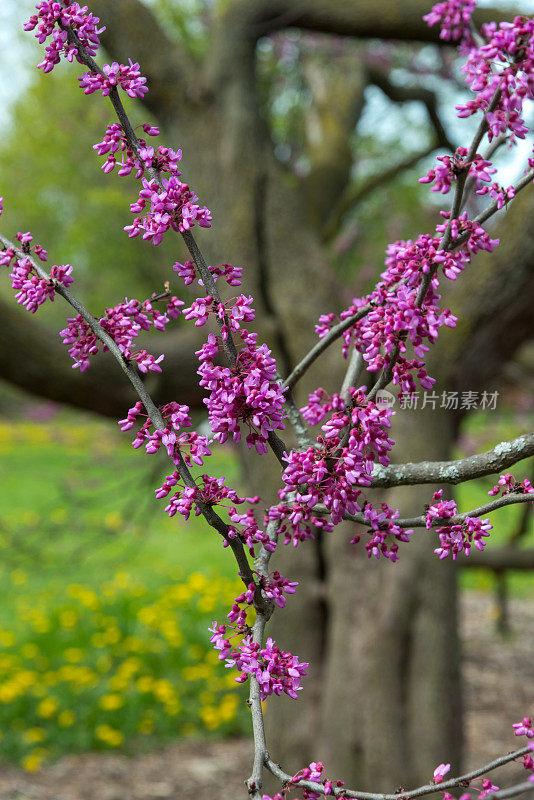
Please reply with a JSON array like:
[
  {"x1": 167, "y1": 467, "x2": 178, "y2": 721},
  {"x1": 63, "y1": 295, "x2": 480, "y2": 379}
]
[
  {"x1": 24, "y1": 1, "x2": 104, "y2": 72},
  {"x1": 276, "y1": 389, "x2": 411, "y2": 558},
  {"x1": 183, "y1": 293, "x2": 255, "y2": 340},
  {"x1": 1, "y1": 230, "x2": 73, "y2": 314},
  {"x1": 79, "y1": 60, "x2": 148, "y2": 99},
  {"x1": 173, "y1": 260, "x2": 242, "y2": 288},
  {"x1": 60, "y1": 294, "x2": 183, "y2": 372},
  {"x1": 10, "y1": 261, "x2": 73, "y2": 313},
  {"x1": 436, "y1": 212, "x2": 500, "y2": 256},
  {"x1": 10, "y1": 260, "x2": 73, "y2": 313},
  {"x1": 281, "y1": 388, "x2": 393, "y2": 522},
  {"x1": 229, "y1": 503, "x2": 288, "y2": 555},
  {"x1": 350, "y1": 503, "x2": 412, "y2": 562},
  {"x1": 263, "y1": 761, "x2": 346, "y2": 800},
  {"x1": 514, "y1": 717, "x2": 534, "y2": 738},
  {"x1": 488, "y1": 473, "x2": 534, "y2": 496},
  {"x1": 125, "y1": 175, "x2": 212, "y2": 244},
  {"x1": 423, "y1": 0, "x2": 475, "y2": 43},
  {"x1": 456, "y1": 16, "x2": 534, "y2": 142},
  {"x1": 209, "y1": 623, "x2": 308, "y2": 701},
  {"x1": 214, "y1": 632, "x2": 308, "y2": 701},
  {"x1": 314, "y1": 218, "x2": 498, "y2": 394},
  {"x1": 426, "y1": 490, "x2": 492, "y2": 559},
  {"x1": 157, "y1": 474, "x2": 242, "y2": 520},
  {"x1": 419, "y1": 148, "x2": 495, "y2": 194},
  {"x1": 433, "y1": 762, "x2": 500, "y2": 798},
  {"x1": 119, "y1": 400, "x2": 211, "y2": 468},
  {"x1": 197, "y1": 330, "x2": 286, "y2": 454},
  {"x1": 300, "y1": 388, "x2": 346, "y2": 426},
  {"x1": 226, "y1": 571, "x2": 298, "y2": 625},
  {"x1": 93, "y1": 122, "x2": 182, "y2": 179}
]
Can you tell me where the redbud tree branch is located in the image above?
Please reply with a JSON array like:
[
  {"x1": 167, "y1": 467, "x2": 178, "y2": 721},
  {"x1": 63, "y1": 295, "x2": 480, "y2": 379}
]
[
  {"x1": 366, "y1": 85, "x2": 502, "y2": 402},
  {"x1": 285, "y1": 132, "x2": 534, "y2": 407},
  {"x1": 370, "y1": 434, "x2": 534, "y2": 488},
  {"x1": 333, "y1": 492, "x2": 534, "y2": 530},
  {"x1": 265, "y1": 745, "x2": 532, "y2": 800},
  {"x1": 63, "y1": 24, "x2": 290, "y2": 468},
  {"x1": 283, "y1": 306, "x2": 372, "y2": 392}
]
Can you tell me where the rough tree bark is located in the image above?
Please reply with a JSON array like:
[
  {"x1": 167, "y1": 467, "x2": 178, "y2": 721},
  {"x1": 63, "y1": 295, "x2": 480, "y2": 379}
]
[{"x1": 2, "y1": 0, "x2": 533, "y2": 790}]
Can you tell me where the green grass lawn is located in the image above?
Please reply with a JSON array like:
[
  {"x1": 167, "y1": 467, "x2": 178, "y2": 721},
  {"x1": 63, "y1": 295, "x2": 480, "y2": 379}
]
[
  {"x1": 0, "y1": 408, "x2": 531, "y2": 770},
  {"x1": 0, "y1": 412, "x2": 249, "y2": 770}
]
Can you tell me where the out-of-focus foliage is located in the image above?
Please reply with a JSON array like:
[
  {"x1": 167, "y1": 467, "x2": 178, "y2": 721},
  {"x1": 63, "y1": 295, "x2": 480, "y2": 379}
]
[{"x1": 146, "y1": 0, "x2": 214, "y2": 59}]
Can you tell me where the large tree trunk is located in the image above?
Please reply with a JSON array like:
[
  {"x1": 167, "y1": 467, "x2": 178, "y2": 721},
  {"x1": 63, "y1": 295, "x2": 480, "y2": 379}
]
[{"x1": 3, "y1": 0, "x2": 533, "y2": 793}]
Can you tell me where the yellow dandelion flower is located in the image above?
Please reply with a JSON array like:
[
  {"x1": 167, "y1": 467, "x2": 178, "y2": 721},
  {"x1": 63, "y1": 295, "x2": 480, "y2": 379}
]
[
  {"x1": 21, "y1": 643, "x2": 39, "y2": 659},
  {"x1": 200, "y1": 705, "x2": 220, "y2": 730},
  {"x1": 153, "y1": 678, "x2": 175, "y2": 703},
  {"x1": 21, "y1": 748, "x2": 47, "y2": 772},
  {"x1": 102, "y1": 626, "x2": 121, "y2": 644},
  {"x1": 98, "y1": 693, "x2": 124, "y2": 711},
  {"x1": 0, "y1": 631, "x2": 16, "y2": 647},
  {"x1": 95, "y1": 724, "x2": 124, "y2": 747},
  {"x1": 37, "y1": 697, "x2": 58, "y2": 719},
  {"x1": 188, "y1": 572, "x2": 208, "y2": 592}
]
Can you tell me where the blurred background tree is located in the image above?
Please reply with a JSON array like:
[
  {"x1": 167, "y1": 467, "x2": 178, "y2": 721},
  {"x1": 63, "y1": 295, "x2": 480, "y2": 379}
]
[{"x1": 0, "y1": 0, "x2": 533, "y2": 790}]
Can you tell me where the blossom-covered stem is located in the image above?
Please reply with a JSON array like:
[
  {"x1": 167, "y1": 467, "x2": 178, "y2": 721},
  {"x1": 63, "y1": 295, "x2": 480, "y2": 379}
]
[
  {"x1": 64, "y1": 24, "x2": 289, "y2": 467},
  {"x1": 63, "y1": 26, "x2": 142, "y2": 152},
  {"x1": 370, "y1": 87, "x2": 502, "y2": 395},
  {"x1": 283, "y1": 305, "x2": 372, "y2": 391},
  {"x1": 66, "y1": 25, "x2": 237, "y2": 362},
  {"x1": 0, "y1": 231, "x2": 261, "y2": 594},
  {"x1": 438, "y1": 87, "x2": 501, "y2": 251},
  {"x1": 370, "y1": 434, "x2": 534, "y2": 488},
  {"x1": 265, "y1": 746, "x2": 531, "y2": 800},
  {"x1": 333, "y1": 492, "x2": 534, "y2": 530},
  {"x1": 369, "y1": 161, "x2": 534, "y2": 402},
  {"x1": 180, "y1": 229, "x2": 238, "y2": 364}
]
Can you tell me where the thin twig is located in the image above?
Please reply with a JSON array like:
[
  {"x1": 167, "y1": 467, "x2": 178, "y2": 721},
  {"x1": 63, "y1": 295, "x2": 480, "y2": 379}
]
[
  {"x1": 283, "y1": 306, "x2": 372, "y2": 392},
  {"x1": 325, "y1": 492, "x2": 534, "y2": 529}
]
